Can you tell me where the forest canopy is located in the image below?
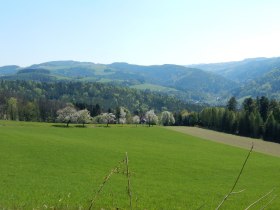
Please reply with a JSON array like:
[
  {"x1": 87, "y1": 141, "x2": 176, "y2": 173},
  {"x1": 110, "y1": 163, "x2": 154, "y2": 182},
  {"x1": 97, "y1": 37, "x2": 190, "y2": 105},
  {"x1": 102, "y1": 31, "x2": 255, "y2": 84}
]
[{"x1": 0, "y1": 80, "x2": 202, "y2": 122}]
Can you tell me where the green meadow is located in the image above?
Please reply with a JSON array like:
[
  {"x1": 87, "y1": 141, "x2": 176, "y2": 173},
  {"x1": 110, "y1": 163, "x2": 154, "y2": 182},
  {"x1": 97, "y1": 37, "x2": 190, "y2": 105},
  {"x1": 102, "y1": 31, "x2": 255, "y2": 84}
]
[{"x1": 0, "y1": 121, "x2": 280, "y2": 209}]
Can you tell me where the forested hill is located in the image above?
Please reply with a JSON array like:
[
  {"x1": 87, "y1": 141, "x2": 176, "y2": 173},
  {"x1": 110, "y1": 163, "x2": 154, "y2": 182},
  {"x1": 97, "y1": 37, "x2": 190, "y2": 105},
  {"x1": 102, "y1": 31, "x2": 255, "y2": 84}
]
[
  {"x1": 2, "y1": 58, "x2": 280, "y2": 104},
  {"x1": 233, "y1": 68, "x2": 280, "y2": 99},
  {"x1": 108, "y1": 62, "x2": 236, "y2": 93},
  {"x1": 0, "y1": 61, "x2": 237, "y2": 104},
  {"x1": 188, "y1": 57, "x2": 280, "y2": 83},
  {"x1": 0, "y1": 65, "x2": 21, "y2": 76},
  {"x1": 0, "y1": 80, "x2": 203, "y2": 122}
]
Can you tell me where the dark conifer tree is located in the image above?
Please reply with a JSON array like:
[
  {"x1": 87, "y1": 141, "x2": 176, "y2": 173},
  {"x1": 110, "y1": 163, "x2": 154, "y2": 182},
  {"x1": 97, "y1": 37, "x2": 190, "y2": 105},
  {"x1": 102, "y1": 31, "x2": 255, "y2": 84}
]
[
  {"x1": 264, "y1": 113, "x2": 276, "y2": 140},
  {"x1": 227, "y1": 97, "x2": 237, "y2": 112},
  {"x1": 259, "y1": 96, "x2": 270, "y2": 122},
  {"x1": 243, "y1": 97, "x2": 256, "y2": 114}
]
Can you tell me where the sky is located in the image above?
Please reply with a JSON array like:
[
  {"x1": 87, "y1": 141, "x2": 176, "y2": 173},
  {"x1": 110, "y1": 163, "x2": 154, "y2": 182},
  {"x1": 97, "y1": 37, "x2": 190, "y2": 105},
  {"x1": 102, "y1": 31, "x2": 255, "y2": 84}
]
[{"x1": 1, "y1": 0, "x2": 280, "y2": 66}]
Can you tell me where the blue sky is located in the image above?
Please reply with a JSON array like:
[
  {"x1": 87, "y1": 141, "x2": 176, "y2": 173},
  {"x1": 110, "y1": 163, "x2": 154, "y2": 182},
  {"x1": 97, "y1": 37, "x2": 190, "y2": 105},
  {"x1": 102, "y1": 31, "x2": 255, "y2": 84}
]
[{"x1": 1, "y1": 0, "x2": 280, "y2": 66}]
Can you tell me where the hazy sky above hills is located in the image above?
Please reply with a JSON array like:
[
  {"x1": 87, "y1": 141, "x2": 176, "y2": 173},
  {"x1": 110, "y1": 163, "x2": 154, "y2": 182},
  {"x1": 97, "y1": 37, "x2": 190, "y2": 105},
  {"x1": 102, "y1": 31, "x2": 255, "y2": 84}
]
[{"x1": 1, "y1": 0, "x2": 280, "y2": 66}]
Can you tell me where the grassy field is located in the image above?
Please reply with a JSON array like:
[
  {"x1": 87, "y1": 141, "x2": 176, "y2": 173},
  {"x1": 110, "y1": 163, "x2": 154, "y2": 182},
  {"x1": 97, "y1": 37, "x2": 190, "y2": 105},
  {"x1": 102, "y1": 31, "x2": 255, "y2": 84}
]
[
  {"x1": 167, "y1": 126, "x2": 280, "y2": 157},
  {"x1": 0, "y1": 121, "x2": 280, "y2": 209}
]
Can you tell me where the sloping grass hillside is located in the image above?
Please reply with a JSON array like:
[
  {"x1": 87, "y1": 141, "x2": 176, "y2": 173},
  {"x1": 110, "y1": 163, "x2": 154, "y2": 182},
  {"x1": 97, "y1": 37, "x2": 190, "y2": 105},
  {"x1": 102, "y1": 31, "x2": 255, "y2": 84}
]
[{"x1": 0, "y1": 121, "x2": 279, "y2": 209}]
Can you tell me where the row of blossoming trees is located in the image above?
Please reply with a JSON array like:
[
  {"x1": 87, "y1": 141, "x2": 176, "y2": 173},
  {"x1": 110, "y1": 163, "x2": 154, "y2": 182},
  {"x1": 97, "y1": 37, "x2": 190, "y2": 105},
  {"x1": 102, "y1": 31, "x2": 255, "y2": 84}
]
[{"x1": 56, "y1": 104, "x2": 175, "y2": 127}]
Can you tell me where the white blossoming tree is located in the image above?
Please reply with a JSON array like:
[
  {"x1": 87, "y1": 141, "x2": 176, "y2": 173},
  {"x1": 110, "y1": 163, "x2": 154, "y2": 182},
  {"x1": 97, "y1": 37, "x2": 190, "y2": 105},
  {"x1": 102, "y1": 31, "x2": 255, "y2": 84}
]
[
  {"x1": 145, "y1": 110, "x2": 158, "y2": 127},
  {"x1": 119, "y1": 107, "x2": 127, "y2": 124},
  {"x1": 100, "y1": 113, "x2": 116, "y2": 127},
  {"x1": 75, "y1": 109, "x2": 92, "y2": 127},
  {"x1": 132, "y1": 115, "x2": 140, "y2": 126},
  {"x1": 56, "y1": 104, "x2": 77, "y2": 127},
  {"x1": 160, "y1": 111, "x2": 175, "y2": 126}
]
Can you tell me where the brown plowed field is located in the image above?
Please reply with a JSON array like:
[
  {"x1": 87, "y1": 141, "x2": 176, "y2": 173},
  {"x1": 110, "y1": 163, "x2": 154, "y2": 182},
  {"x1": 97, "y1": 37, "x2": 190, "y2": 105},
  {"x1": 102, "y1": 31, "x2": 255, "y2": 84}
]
[{"x1": 166, "y1": 126, "x2": 280, "y2": 157}]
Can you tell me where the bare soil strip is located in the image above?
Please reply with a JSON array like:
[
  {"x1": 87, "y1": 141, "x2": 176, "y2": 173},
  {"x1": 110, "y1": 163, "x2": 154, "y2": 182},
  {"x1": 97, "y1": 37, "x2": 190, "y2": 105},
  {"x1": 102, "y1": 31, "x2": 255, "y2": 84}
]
[{"x1": 166, "y1": 126, "x2": 280, "y2": 158}]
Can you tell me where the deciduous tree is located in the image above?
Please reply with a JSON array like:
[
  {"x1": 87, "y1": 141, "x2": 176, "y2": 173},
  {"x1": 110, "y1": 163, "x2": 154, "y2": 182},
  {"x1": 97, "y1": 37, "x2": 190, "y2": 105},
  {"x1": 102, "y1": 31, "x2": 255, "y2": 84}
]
[
  {"x1": 75, "y1": 109, "x2": 92, "y2": 127},
  {"x1": 160, "y1": 111, "x2": 175, "y2": 126},
  {"x1": 132, "y1": 115, "x2": 140, "y2": 126},
  {"x1": 56, "y1": 104, "x2": 77, "y2": 127},
  {"x1": 145, "y1": 110, "x2": 158, "y2": 127},
  {"x1": 119, "y1": 107, "x2": 126, "y2": 124},
  {"x1": 100, "y1": 113, "x2": 116, "y2": 127},
  {"x1": 7, "y1": 97, "x2": 18, "y2": 120}
]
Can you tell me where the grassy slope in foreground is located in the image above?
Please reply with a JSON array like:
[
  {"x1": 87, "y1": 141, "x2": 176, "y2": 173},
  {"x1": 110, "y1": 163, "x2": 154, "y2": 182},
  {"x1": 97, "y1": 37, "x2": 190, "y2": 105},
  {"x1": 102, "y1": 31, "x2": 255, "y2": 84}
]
[{"x1": 0, "y1": 121, "x2": 279, "y2": 209}]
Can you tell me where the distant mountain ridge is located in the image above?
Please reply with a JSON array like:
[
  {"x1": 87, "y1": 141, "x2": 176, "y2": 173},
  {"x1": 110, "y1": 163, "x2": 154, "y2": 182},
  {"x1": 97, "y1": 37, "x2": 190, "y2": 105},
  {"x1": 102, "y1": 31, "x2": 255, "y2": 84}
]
[
  {"x1": 234, "y1": 67, "x2": 280, "y2": 99},
  {"x1": 1, "y1": 57, "x2": 280, "y2": 104},
  {"x1": 187, "y1": 57, "x2": 280, "y2": 83},
  {"x1": 0, "y1": 65, "x2": 21, "y2": 76},
  {"x1": 0, "y1": 61, "x2": 237, "y2": 104}
]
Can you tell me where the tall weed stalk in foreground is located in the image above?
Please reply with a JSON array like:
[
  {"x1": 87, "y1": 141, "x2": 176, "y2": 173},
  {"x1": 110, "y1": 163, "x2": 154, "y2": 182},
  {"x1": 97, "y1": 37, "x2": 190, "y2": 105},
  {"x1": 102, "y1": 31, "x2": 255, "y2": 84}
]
[
  {"x1": 88, "y1": 152, "x2": 133, "y2": 210},
  {"x1": 215, "y1": 143, "x2": 277, "y2": 210},
  {"x1": 215, "y1": 143, "x2": 254, "y2": 210}
]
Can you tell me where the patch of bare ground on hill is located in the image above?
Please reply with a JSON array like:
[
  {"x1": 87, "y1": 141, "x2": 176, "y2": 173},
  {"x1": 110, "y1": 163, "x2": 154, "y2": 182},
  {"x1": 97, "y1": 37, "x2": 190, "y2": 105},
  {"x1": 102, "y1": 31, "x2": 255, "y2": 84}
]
[{"x1": 166, "y1": 126, "x2": 280, "y2": 157}]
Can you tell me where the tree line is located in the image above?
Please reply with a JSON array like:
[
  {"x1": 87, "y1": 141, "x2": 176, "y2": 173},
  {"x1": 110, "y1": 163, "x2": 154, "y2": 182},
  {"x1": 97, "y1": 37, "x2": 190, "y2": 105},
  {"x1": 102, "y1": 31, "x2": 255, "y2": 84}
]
[
  {"x1": 1, "y1": 80, "x2": 280, "y2": 143},
  {"x1": 55, "y1": 104, "x2": 171, "y2": 127},
  {"x1": 0, "y1": 80, "x2": 202, "y2": 122},
  {"x1": 195, "y1": 96, "x2": 280, "y2": 143}
]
